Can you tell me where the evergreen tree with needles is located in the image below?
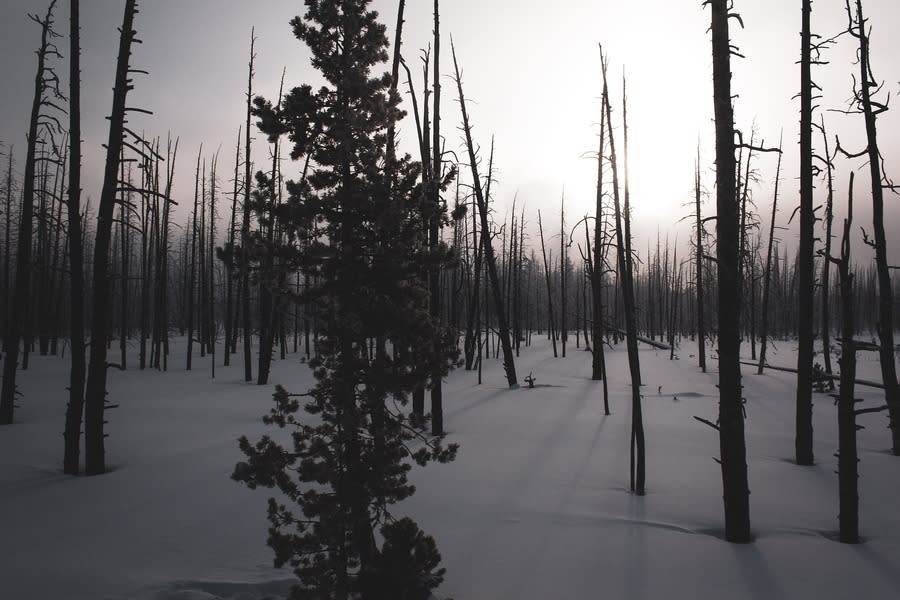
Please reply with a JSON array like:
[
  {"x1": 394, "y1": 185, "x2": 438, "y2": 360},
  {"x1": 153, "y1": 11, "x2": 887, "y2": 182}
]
[{"x1": 232, "y1": 2, "x2": 457, "y2": 598}]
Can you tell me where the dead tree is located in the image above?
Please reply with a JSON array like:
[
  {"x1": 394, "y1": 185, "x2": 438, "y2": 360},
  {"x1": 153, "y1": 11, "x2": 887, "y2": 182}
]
[
  {"x1": 560, "y1": 193, "x2": 567, "y2": 357},
  {"x1": 694, "y1": 152, "x2": 707, "y2": 372},
  {"x1": 709, "y1": 0, "x2": 751, "y2": 542},
  {"x1": 224, "y1": 127, "x2": 240, "y2": 365},
  {"x1": 758, "y1": 136, "x2": 783, "y2": 374},
  {"x1": 795, "y1": 0, "x2": 815, "y2": 466},
  {"x1": 186, "y1": 147, "x2": 201, "y2": 370},
  {"x1": 842, "y1": 0, "x2": 900, "y2": 454},
  {"x1": 601, "y1": 49, "x2": 644, "y2": 495},
  {"x1": 84, "y1": 0, "x2": 138, "y2": 475},
  {"x1": 63, "y1": 0, "x2": 85, "y2": 474},
  {"x1": 452, "y1": 40, "x2": 517, "y2": 387},
  {"x1": 537, "y1": 209, "x2": 558, "y2": 358},
  {"x1": 817, "y1": 117, "x2": 835, "y2": 389},
  {"x1": 831, "y1": 173, "x2": 860, "y2": 542},
  {"x1": 429, "y1": 0, "x2": 444, "y2": 435},
  {"x1": 1, "y1": 0, "x2": 63, "y2": 425},
  {"x1": 590, "y1": 75, "x2": 608, "y2": 382},
  {"x1": 241, "y1": 29, "x2": 255, "y2": 383}
]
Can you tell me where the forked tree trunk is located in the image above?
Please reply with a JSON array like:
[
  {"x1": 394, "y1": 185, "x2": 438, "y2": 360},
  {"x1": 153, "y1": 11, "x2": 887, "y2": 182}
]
[
  {"x1": 602, "y1": 53, "x2": 643, "y2": 495},
  {"x1": 710, "y1": 0, "x2": 751, "y2": 542},
  {"x1": 84, "y1": 0, "x2": 138, "y2": 475}
]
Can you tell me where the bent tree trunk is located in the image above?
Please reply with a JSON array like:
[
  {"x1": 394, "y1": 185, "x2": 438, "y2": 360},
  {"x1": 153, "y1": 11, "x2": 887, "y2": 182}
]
[{"x1": 84, "y1": 0, "x2": 137, "y2": 475}]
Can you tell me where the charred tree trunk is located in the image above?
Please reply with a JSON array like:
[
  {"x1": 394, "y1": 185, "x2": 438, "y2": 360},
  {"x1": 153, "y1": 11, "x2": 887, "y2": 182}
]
[
  {"x1": 186, "y1": 148, "x2": 200, "y2": 370},
  {"x1": 848, "y1": 0, "x2": 900, "y2": 454},
  {"x1": 84, "y1": 0, "x2": 138, "y2": 475},
  {"x1": 224, "y1": 127, "x2": 240, "y2": 366},
  {"x1": 1, "y1": 1, "x2": 59, "y2": 424},
  {"x1": 538, "y1": 210, "x2": 558, "y2": 358},
  {"x1": 241, "y1": 30, "x2": 255, "y2": 383},
  {"x1": 819, "y1": 117, "x2": 835, "y2": 390},
  {"x1": 452, "y1": 42, "x2": 517, "y2": 387},
  {"x1": 694, "y1": 153, "x2": 707, "y2": 372},
  {"x1": 758, "y1": 137, "x2": 783, "y2": 374},
  {"x1": 834, "y1": 173, "x2": 859, "y2": 543},
  {"x1": 429, "y1": 0, "x2": 444, "y2": 435},
  {"x1": 602, "y1": 53, "x2": 643, "y2": 495},
  {"x1": 710, "y1": 0, "x2": 751, "y2": 542},
  {"x1": 796, "y1": 0, "x2": 815, "y2": 466},
  {"x1": 63, "y1": 0, "x2": 85, "y2": 474}
]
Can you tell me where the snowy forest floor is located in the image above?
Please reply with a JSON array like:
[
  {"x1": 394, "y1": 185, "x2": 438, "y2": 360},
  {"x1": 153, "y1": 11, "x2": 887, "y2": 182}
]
[{"x1": 1, "y1": 335, "x2": 900, "y2": 599}]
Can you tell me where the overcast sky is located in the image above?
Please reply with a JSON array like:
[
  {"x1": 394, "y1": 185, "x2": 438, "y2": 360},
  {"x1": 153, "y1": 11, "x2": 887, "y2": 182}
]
[{"x1": 2, "y1": 0, "x2": 900, "y2": 258}]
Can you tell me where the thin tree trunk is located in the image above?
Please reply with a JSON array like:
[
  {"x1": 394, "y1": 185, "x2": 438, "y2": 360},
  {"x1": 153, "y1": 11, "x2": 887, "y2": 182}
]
[
  {"x1": 603, "y1": 53, "x2": 644, "y2": 495},
  {"x1": 834, "y1": 172, "x2": 859, "y2": 543},
  {"x1": 84, "y1": 0, "x2": 138, "y2": 475},
  {"x1": 758, "y1": 137, "x2": 783, "y2": 374},
  {"x1": 694, "y1": 152, "x2": 707, "y2": 373},
  {"x1": 241, "y1": 30, "x2": 255, "y2": 383},
  {"x1": 538, "y1": 210, "x2": 558, "y2": 358},
  {"x1": 63, "y1": 0, "x2": 85, "y2": 474},
  {"x1": 452, "y1": 42, "x2": 517, "y2": 387},
  {"x1": 849, "y1": 0, "x2": 900, "y2": 454},
  {"x1": 710, "y1": 0, "x2": 751, "y2": 542},
  {"x1": 1, "y1": 1, "x2": 58, "y2": 424},
  {"x1": 796, "y1": 0, "x2": 815, "y2": 466}
]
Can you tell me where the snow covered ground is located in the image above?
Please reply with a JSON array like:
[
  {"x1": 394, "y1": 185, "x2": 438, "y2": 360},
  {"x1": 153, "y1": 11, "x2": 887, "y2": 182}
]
[{"x1": 1, "y1": 336, "x2": 899, "y2": 599}]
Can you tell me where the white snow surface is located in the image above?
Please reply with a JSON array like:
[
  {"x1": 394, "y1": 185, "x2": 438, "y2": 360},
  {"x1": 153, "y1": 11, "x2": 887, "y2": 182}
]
[{"x1": 2, "y1": 337, "x2": 900, "y2": 599}]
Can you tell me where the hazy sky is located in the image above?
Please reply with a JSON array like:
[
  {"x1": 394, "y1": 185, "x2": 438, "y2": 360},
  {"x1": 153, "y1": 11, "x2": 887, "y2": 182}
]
[{"x1": 2, "y1": 0, "x2": 900, "y2": 258}]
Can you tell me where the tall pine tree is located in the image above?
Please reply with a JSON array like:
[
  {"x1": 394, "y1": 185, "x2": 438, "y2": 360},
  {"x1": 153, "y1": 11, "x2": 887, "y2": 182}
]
[{"x1": 233, "y1": 2, "x2": 457, "y2": 598}]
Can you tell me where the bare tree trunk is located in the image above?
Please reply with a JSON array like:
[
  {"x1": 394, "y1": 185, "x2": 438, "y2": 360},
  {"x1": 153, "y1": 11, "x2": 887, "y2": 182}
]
[
  {"x1": 819, "y1": 117, "x2": 835, "y2": 390},
  {"x1": 429, "y1": 0, "x2": 445, "y2": 435},
  {"x1": 224, "y1": 127, "x2": 240, "y2": 366},
  {"x1": 538, "y1": 210, "x2": 558, "y2": 358},
  {"x1": 1, "y1": 1, "x2": 59, "y2": 424},
  {"x1": 241, "y1": 30, "x2": 255, "y2": 383},
  {"x1": 591, "y1": 76, "x2": 608, "y2": 382},
  {"x1": 84, "y1": 0, "x2": 137, "y2": 474},
  {"x1": 452, "y1": 42, "x2": 516, "y2": 387},
  {"x1": 848, "y1": 0, "x2": 900, "y2": 454},
  {"x1": 758, "y1": 137, "x2": 783, "y2": 374},
  {"x1": 694, "y1": 152, "x2": 707, "y2": 373},
  {"x1": 63, "y1": 0, "x2": 85, "y2": 474},
  {"x1": 834, "y1": 172, "x2": 859, "y2": 543},
  {"x1": 710, "y1": 0, "x2": 751, "y2": 542},
  {"x1": 795, "y1": 0, "x2": 815, "y2": 466},
  {"x1": 186, "y1": 148, "x2": 200, "y2": 370},
  {"x1": 560, "y1": 194, "x2": 567, "y2": 357},
  {"x1": 602, "y1": 53, "x2": 643, "y2": 495}
]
